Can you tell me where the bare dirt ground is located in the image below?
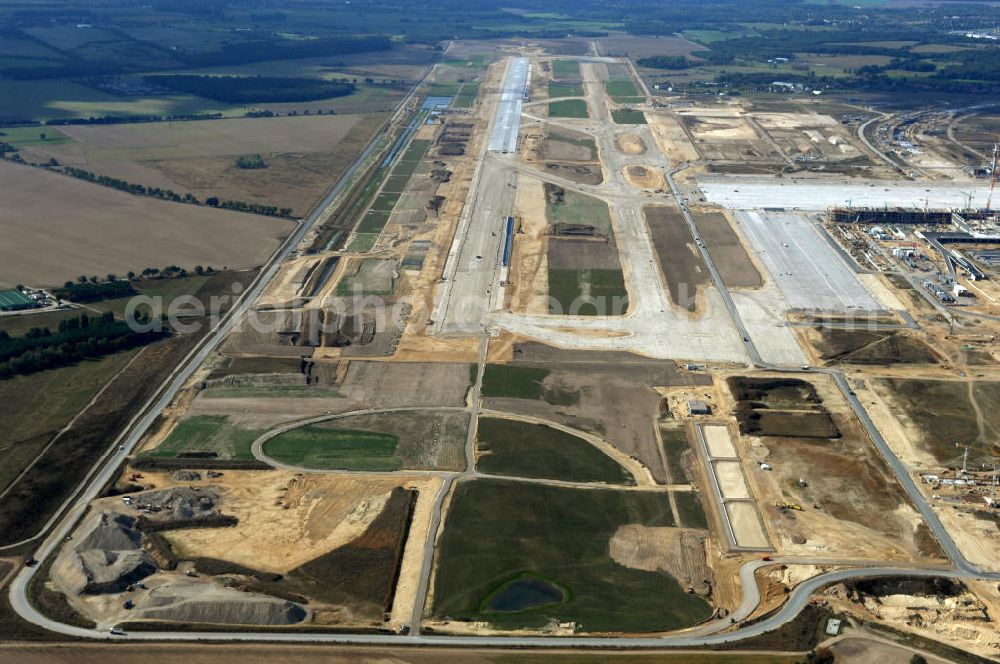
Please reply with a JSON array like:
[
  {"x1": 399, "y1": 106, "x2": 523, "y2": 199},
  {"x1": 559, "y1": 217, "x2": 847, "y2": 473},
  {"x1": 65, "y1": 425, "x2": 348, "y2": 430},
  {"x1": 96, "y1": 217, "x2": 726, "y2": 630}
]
[
  {"x1": 0, "y1": 160, "x2": 293, "y2": 288},
  {"x1": 733, "y1": 373, "x2": 942, "y2": 562},
  {"x1": 625, "y1": 165, "x2": 662, "y2": 189},
  {"x1": 507, "y1": 175, "x2": 551, "y2": 315},
  {"x1": 150, "y1": 470, "x2": 434, "y2": 574},
  {"x1": 692, "y1": 212, "x2": 761, "y2": 289},
  {"x1": 610, "y1": 525, "x2": 712, "y2": 596},
  {"x1": 482, "y1": 349, "x2": 713, "y2": 484},
  {"x1": 615, "y1": 132, "x2": 647, "y2": 155},
  {"x1": 648, "y1": 113, "x2": 700, "y2": 163},
  {"x1": 24, "y1": 114, "x2": 386, "y2": 217},
  {"x1": 184, "y1": 360, "x2": 473, "y2": 430},
  {"x1": 644, "y1": 205, "x2": 709, "y2": 311}
]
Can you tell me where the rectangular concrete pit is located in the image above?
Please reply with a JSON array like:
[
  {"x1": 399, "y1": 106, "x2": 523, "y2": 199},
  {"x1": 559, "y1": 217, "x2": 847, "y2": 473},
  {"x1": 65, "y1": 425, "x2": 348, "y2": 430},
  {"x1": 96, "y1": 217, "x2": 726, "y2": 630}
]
[
  {"x1": 703, "y1": 424, "x2": 738, "y2": 458},
  {"x1": 725, "y1": 501, "x2": 772, "y2": 549},
  {"x1": 714, "y1": 460, "x2": 752, "y2": 500},
  {"x1": 696, "y1": 423, "x2": 772, "y2": 552}
]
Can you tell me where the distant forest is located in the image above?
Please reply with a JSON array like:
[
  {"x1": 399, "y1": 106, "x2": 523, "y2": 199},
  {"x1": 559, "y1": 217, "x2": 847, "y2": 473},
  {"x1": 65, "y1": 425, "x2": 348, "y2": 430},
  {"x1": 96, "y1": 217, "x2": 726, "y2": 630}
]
[{"x1": 143, "y1": 75, "x2": 356, "y2": 104}]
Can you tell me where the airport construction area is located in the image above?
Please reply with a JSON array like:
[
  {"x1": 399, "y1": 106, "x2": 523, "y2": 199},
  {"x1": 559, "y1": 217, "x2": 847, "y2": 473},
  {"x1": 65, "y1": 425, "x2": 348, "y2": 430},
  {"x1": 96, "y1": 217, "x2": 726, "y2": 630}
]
[{"x1": 10, "y1": 38, "x2": 1000, "y2": 659}]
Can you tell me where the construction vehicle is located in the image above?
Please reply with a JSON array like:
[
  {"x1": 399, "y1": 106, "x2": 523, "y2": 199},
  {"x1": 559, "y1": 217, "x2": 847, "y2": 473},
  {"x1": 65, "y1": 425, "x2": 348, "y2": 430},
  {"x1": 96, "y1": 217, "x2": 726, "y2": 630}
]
[{"x1": 775, "y1": 501, "x2": 803, "y2": 511}]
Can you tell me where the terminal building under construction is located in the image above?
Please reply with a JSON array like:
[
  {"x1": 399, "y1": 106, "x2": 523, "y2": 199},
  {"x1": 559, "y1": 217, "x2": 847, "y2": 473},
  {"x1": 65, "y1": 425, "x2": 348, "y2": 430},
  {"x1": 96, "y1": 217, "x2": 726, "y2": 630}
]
[{"x1": 828, "y1": 207, "x2": 953, "y2": 224}]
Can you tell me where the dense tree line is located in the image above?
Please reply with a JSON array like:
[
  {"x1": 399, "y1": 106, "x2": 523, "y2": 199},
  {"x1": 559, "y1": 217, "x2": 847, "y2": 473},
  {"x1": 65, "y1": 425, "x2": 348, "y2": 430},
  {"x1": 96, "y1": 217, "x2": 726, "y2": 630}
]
[
  {"x1": 142, "y1": 74, "x2": 355, "y2": 104},
  {"x1": 54, "y1": 166, "x2": 293, "y2": 218},
  {"x1": 61, "y1": 166, "x2": 196, "y2": 203},
  {"x1": 636, "y1": 56, "x2": 695, "y2": 70},
  {"x1": 53, "y1": 280, "x2": 137, "y2": 303},
  {"x1": 45, "y1": 112, "x2": 223, "y2": 126},
  {"x1": 1, "y1": 35, "x2": 391, "y2": 81},
  {"x1": 0, "y1": 312, "x2": 164, "y2": 379}
]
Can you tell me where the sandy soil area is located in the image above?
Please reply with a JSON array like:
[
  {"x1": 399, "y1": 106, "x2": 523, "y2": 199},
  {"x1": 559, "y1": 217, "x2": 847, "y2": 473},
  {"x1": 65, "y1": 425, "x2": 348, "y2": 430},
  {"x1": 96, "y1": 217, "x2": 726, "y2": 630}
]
[
  {"x1": 160, "y1": 471, "x2": 432, "y2": 573},
  {"x1": 614, "y1": 132, "x2": 647, "y2": 155},
  {"x1": 624, "y1": 165, "x2": 662, "y2": 189},
  {"x1": 507, "y1": 175, "x2": 550, "y2": 315},
  {"x1": 609, "y1": 524, "x2": 712, "y2": 595},
  {"x1": 647, "y1": 114, "x2": 700, "y2": 163}
]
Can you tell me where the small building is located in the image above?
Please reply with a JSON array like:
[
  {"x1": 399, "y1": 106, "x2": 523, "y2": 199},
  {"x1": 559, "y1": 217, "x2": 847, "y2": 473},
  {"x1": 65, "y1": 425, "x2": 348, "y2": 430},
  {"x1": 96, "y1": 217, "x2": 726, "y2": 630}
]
[
  {"x1": 953, "y1": 284, "x2": 972, "y2": 299},
  {"x1": 0, "y1": 289, "x2": 34, "y2": 312},
  {"x1": 687, "y1": 400, "x2": 711, "y2": 416},
  {"x1": 825, "y1": 618, "x2": 842, "y2": 636}
]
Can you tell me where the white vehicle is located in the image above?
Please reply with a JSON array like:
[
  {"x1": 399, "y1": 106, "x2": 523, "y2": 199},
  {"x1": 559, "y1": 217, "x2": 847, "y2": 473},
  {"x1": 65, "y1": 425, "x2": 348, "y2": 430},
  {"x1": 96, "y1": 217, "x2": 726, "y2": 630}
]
[{"x1": 108, "y1": 627, "x2": 125, "y2": 636}]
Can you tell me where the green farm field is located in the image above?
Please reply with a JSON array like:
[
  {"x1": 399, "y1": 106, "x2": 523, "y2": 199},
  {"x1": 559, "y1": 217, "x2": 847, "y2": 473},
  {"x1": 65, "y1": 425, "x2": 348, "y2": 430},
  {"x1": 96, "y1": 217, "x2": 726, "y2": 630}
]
[
  {"x1": 548, "y1": 81, "x2": 584, "y2": 98},
  {"x1": 264, "y1": 427, "x2": 402, "y2": 471},
  {"x1": 0, "y1": 350, "x2": 138, "y2": 492},
  {"x1": 548, "y1": 99, "x2": 589, "y2": 118},
  {"x1": 476, "y1": 417, "x2": 634, "y2": 485},
  {"x1": 432, "y1": 479, "x2": 711, "y2": 632},
  {"x1": 481, "y1": 364, "x2": 551, "y2": 399},
  {"x1": 611, "y1": 109, "x2": 647, "y2": 124},
  {"x1": 147, "y1": 415, "x2": 265, "y2": 460},
  {"x1": 547, "y1": 268, "x2": 628, "y2": 316}
]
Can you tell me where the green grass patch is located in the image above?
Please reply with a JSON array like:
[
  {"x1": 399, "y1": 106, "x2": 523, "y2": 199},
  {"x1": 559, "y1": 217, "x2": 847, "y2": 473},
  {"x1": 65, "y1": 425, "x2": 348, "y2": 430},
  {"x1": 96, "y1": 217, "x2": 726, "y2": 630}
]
[
  {"x1": 552, "y1": 60, "x2": 581, "y2": 78},
  {"x1": 148, "y1": 415, "x2": 264, "y2": 460},
  {"x1": 263, "y1": 426, "x2": 401, "y2": 471},
  {"x1": 452, "y1": 81, "x2": 481, "y2": 108},
  {"x1": 382, "y1": 174, "x2": 411, "y2": 193},
  {"x1": 371, "y1": 192, "x2": 400, "y2": 211},
  {"x1": 427, "y1": 81, "x2": 461, "y2": 96},
  {"x1": 0, "y1": 350, "x2": 137, "y2": 492},
  {"x1": 200, "y1": 386, "x2": 343, "y2": 399},
  {"x1": 660, "y1": 426, "x2": 690, "y2": 485},
  {"x1": 433, "y1": 479, "x2": 712, "y2": 632},
  {"x1": 674, "y1": 491, "x2": 708, "y2": 530},
  {"x1": 481, "y1": 364, "x2": 550, "y2": 399},
  {"x1": 476, "y1": 417, "x2": 634, "y2": 485},
  {"x1": 547, "y1": 269, "x2": 628, "y2": 317},
  {"x1": 548, "y1": 81, "x2": 583, "y2": 98},
  {"x1": 546, "y1": 188, "x2": 611, "y2": 232},
  {"x1": 0, "y1": 125, "x2": 71, "y2": 147},
  {"x1": 611, "y1": 109, "x2": 647, "y2": 124},
  {"x1": 605, "y1": 78, "x2": 642, "y2": 103},
  {"x1": 355, "y1": 209, "x2": 391, "y2": 234},
  {"x1": 346, "y1": 233, "x2": 379, "y2": 253},
  {"x1": 548, "y1": 99, "x2": 588, "y2": 118},
  {"x1": 336, "y1": 258, "x2": 397, "y2": 296}
]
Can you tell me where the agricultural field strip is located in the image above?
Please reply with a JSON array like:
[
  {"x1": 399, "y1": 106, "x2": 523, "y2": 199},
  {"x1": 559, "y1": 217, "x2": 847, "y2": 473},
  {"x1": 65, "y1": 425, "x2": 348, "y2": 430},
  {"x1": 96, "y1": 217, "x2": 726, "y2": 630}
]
[
  {"x1": 698, "y1": 177, "x2": 995, "y2": 210},
  {"x1": 735, "y1": 211, "x2": 881, "y2": 311},
  {"x1": 694, "y1": 424, "x2": 772, "y2": 552}
]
